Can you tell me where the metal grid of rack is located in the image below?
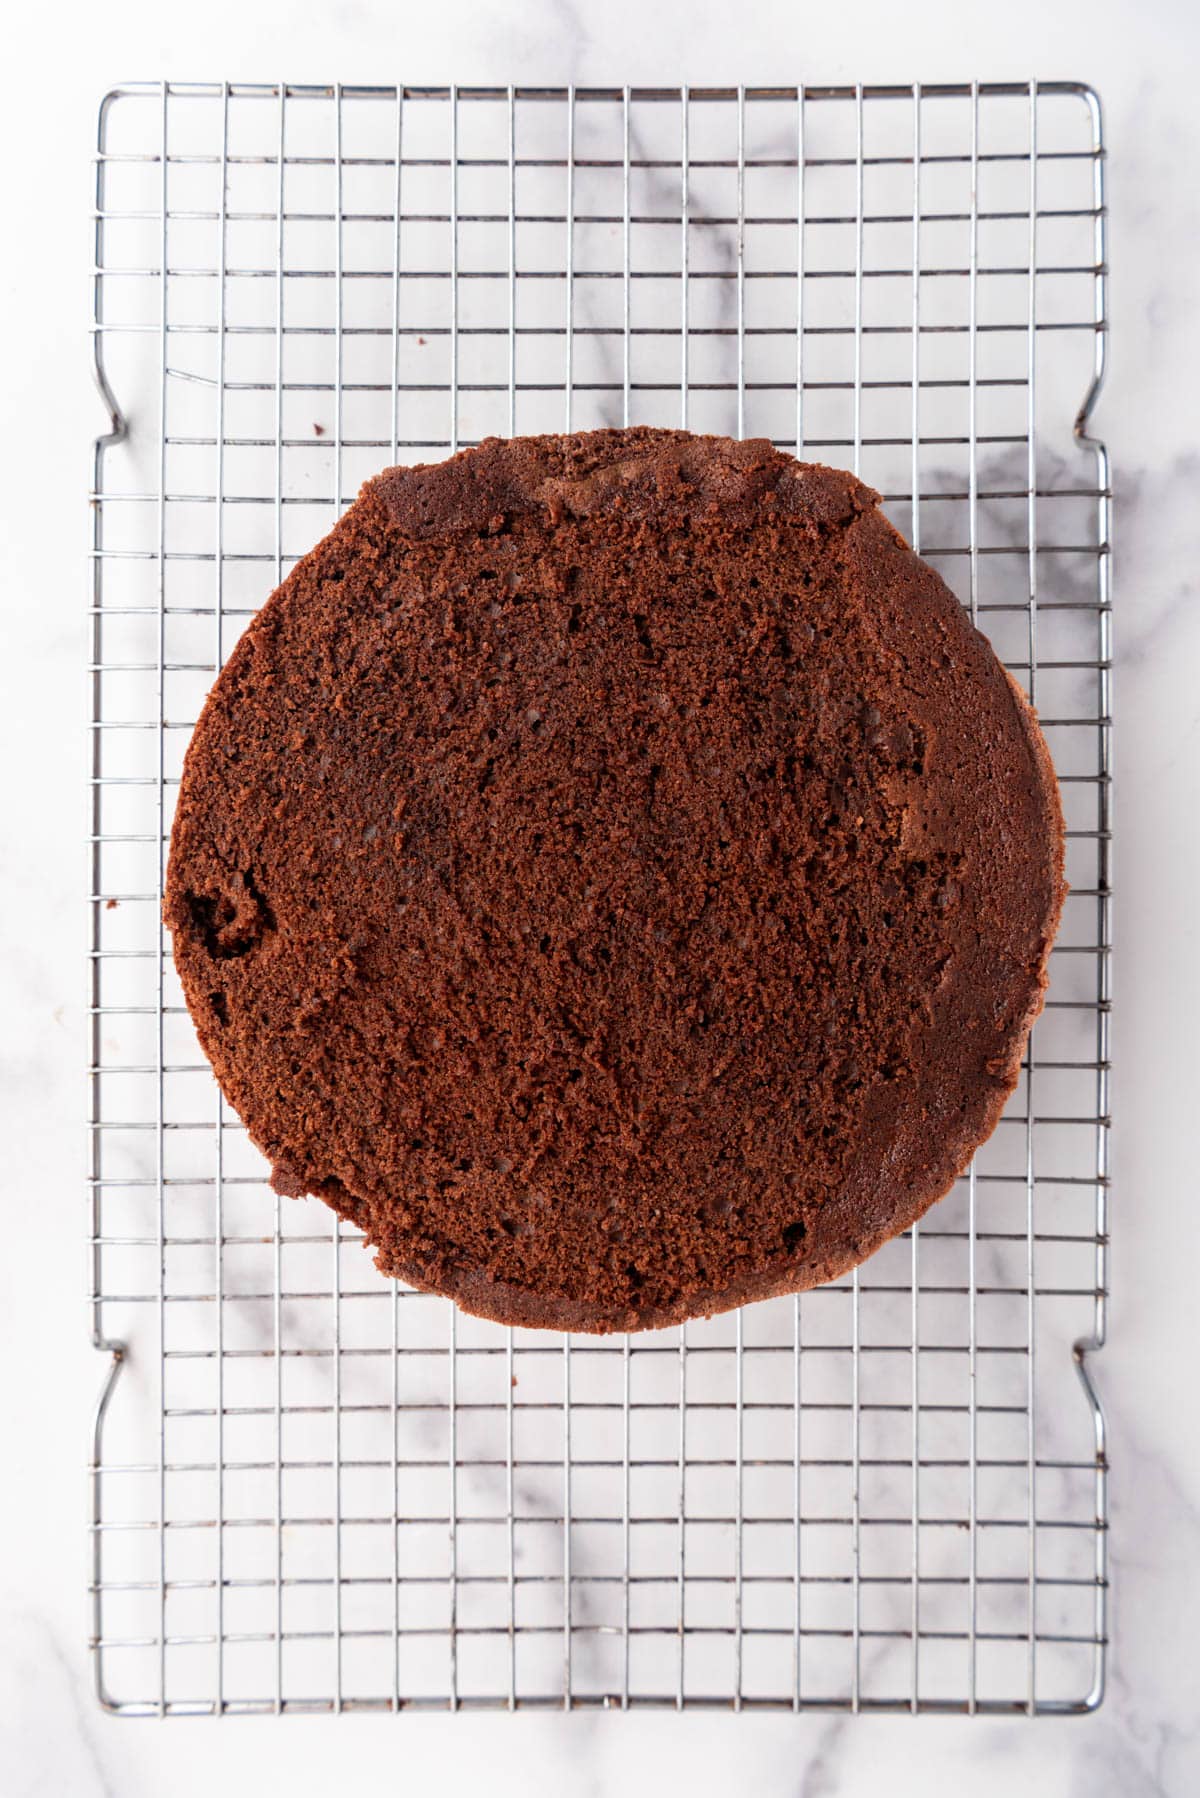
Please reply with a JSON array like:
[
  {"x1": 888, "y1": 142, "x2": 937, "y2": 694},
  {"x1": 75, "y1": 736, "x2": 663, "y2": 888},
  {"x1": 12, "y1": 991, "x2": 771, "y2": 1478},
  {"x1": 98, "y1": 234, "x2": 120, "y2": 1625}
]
[{"x1": 89, "y1": 81, "x2": 1111, "y2": 1715}]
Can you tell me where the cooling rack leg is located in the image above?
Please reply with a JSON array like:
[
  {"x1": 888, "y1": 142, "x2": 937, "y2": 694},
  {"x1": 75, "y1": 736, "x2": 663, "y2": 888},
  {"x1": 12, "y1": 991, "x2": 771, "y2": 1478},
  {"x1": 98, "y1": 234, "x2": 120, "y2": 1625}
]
[
  {"x1": 89, "y1": 1345, "x2": 127, "y2": 1712},
  {"x1": 1071, "y1": 79, "x2": 1112, "y2": 1718},
  {"x1": 89, "y1": 83, "x2": 132, "y2": 1715}
]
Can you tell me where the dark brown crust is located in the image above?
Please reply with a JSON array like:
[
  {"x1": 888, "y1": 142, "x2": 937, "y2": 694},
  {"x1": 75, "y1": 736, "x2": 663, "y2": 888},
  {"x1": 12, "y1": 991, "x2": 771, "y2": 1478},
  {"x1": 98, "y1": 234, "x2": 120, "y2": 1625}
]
[{"x1": 165, "y1": 429, "x2": 1066, "y2": 1333}]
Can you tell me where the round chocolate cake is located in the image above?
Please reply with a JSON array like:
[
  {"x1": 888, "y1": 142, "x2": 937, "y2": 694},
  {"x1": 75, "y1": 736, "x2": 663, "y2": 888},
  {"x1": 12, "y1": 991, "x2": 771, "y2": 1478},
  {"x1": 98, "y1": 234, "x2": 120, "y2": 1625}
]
[{"x1": 165, "y1": 429, "x2": 1064, "y2": 1332}]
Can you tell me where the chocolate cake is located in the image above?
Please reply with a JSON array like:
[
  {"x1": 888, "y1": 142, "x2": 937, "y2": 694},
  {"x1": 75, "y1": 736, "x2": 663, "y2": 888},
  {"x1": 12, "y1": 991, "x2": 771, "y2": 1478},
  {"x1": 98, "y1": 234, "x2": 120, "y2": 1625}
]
[{"x1": 165, "y1": 429, "x2": 1065, "y2": 1332}]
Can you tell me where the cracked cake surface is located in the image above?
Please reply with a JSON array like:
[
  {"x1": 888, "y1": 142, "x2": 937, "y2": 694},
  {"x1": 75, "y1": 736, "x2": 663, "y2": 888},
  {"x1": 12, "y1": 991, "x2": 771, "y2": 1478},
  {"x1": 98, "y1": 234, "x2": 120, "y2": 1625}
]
[{"x1": 165, "y1": 428, "x2": 1065, "y2": 1332}]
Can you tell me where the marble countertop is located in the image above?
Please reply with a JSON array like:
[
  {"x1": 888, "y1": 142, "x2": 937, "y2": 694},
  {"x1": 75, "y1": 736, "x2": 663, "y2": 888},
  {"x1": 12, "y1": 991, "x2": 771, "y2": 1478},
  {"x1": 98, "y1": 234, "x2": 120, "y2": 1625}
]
[{"x1": 2, "y1": 0, "x2": 1198, "y2": 1792}]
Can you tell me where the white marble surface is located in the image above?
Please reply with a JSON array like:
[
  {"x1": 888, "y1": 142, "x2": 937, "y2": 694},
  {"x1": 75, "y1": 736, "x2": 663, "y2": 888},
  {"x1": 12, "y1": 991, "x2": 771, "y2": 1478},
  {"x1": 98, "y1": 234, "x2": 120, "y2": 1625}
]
[{"x1": 3, "y1": 0, "x2": 1199, "y2": 1791}]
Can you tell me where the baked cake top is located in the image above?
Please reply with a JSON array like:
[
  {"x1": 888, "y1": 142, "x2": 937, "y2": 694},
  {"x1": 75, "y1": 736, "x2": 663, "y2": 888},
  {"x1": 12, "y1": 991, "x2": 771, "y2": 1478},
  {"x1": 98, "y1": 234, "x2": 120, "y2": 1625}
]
[{"x1": 165, "y1": 429, "x2": 1064, "y2": 1332}]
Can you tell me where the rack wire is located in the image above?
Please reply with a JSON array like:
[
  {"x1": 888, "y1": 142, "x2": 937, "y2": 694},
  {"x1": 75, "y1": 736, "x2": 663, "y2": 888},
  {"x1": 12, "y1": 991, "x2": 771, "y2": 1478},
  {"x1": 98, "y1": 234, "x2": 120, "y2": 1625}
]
[{"x1": 89, "y1": 81, "x2": 1111, "y2": 1716}]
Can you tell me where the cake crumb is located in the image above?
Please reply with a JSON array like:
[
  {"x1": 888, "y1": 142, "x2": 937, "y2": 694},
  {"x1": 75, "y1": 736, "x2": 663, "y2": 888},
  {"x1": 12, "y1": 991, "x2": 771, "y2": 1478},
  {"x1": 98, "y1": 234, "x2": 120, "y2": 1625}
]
[{"x1": 164, "y1": 428, "x2": 1065, "y2": 1334}]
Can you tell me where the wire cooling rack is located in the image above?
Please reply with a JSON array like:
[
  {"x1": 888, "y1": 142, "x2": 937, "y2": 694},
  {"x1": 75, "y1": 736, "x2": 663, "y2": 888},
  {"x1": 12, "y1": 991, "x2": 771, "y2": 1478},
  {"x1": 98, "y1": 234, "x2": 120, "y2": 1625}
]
[{"x1": 89, "y1": 81, "x2": 1111, "y2": 1716}]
